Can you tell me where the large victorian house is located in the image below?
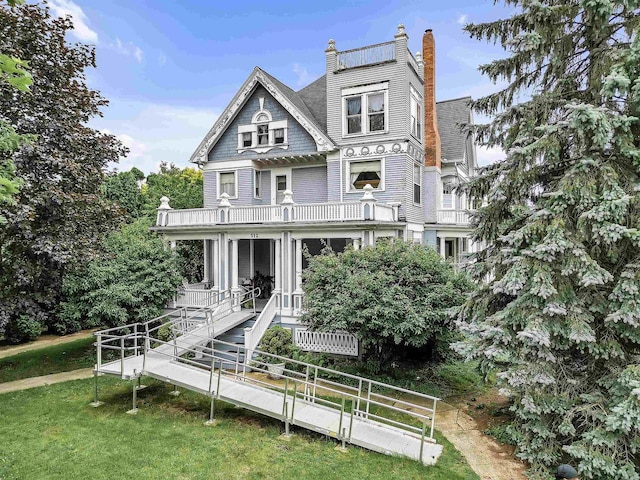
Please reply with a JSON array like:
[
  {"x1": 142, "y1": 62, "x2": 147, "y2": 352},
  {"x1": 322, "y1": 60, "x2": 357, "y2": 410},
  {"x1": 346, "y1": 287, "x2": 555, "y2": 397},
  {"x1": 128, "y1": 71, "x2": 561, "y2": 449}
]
[{"x1": 153, "y1": 26, "x2": 477, "y2": 350}]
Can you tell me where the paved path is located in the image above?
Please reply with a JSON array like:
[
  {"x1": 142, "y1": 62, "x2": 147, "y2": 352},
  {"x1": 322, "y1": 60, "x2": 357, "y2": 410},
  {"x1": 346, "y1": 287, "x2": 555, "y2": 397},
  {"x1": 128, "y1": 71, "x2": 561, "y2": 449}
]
[
  {"x1": 0, "y1": 368, "x2": 93, "y2": 394},
  {"x1": 0, "y1": 329, "x2": 97, "y2": 359}
]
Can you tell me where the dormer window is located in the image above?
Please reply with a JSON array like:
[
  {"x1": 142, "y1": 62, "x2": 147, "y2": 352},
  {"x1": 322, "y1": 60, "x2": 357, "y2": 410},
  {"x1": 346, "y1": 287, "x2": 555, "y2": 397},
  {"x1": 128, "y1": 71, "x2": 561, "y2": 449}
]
[
  {"x1": 274, "y1": 128, "x2": 285, "y2": 144},
  {"x1": 342, "y1": 82, "x2": 389, "y2": 137},
  {"x1": 236, "y1": 97, "x2": 288, "y2": 153},
  {"x1": 257, "y1": 124, "x2": 269, "y2": 145}
]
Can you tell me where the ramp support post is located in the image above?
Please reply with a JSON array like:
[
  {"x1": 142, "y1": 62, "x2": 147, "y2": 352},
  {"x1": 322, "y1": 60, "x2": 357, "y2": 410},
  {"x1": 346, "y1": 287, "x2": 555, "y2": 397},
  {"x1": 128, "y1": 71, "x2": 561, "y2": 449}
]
[
  {"x1": 169, "y1": 384, "x2": 180, "y2": 396},
  {"x1": 90, "y1": 370, "x2": 103, "y2": 407},
  {"x1": 127, "y1": 369, "x2": 139, "y2": 414},
  {"x1": 205, "y1": 396, "x2": 217, "y2": 426}
]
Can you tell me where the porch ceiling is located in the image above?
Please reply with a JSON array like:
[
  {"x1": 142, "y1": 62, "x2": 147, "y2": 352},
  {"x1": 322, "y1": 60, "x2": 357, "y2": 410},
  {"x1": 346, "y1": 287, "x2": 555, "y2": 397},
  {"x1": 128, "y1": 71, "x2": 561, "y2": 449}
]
[{"x1": 253, "y1": 153, "x2": 326, "y2": 167}]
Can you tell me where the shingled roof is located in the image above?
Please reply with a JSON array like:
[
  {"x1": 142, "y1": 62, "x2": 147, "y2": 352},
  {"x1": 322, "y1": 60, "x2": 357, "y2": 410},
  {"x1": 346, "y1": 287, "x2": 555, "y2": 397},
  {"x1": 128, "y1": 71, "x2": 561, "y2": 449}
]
[
  {"x1": 436, "y1": 96, "x2": 473, "y2": 163},
  {"x1": 297, "y1": 75, "x2": 327, "y2": 132}
]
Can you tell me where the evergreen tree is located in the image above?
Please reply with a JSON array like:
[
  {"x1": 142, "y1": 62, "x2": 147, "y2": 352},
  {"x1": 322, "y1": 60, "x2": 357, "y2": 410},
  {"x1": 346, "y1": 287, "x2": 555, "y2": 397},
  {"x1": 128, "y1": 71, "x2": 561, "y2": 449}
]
[{"x1": 453, "y1": 2, "x2": 640, "y2": 479}]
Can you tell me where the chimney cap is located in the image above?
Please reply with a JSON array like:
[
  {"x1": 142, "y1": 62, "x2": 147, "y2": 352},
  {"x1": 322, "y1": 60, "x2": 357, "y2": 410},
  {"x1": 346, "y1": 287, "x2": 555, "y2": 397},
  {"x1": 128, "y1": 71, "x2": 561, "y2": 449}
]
[{"x1": 425, "y1": 29, "x2": 433, "y2": 33}]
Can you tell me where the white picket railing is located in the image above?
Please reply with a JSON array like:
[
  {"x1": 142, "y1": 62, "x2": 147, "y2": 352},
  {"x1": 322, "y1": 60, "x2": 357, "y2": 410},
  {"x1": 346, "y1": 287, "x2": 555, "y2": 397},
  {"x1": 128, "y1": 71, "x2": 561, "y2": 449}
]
[
  {"x1": 173, "y1": 288, "x2": 222, "y2": 308},
  {"x1": 165, "y1": 208, "x2": 219, "y2": 226},
  {"x1": 244, "y1": 293, "x2": 279, "y2": 363},
  {"x1": 294, "y1": 329, "x2": 359, "y2": 356},
  {"x1": 294, "y1": 202, "x2": 362, "y2": 222},
  {"x1": 437, "y1": 210, "x2": 469, "y2": 224},
  {"x1": 159, "y1": 201, "x2": 398, "y2": 227}
]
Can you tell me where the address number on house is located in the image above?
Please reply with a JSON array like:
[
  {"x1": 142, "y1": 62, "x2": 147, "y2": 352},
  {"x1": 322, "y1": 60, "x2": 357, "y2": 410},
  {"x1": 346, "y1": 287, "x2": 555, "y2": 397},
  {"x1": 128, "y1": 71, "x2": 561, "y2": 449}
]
[{"x1": 250, "y1": 234, "x2": 259, "y2": 238}]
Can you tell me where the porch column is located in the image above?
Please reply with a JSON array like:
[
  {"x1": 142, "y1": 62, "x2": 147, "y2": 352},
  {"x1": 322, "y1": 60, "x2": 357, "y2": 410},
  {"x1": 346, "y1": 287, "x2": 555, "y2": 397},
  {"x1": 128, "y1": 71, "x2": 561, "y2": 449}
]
[
  {"x1": 203, "y1": 240, "x2": 211, "y2": 283},
  {"x1": 439, "y1": 236, "x2": 446, "y2": 259},
  {"x1": 170, "y1": 240, "x2": 177, "y2": 251},
  {"x1": 353, "y1": 238, "x2": 361, "y2": 251},
  {"x1": 294, "y1": 239, "x2": 303, "y2": 293},
  {"x1": 212, "y1": 238, "x2": 219, "y2": 290},
  {"x1": 286, "y1": 233, "x2": 294, "y2": 312},
  {"x1": 231, "y1": 239, "x2": 239, "y2": 290},
  {"x1": 249, "y1": 239, "x2": 255, "y2": 280},
  {"x1": 274, "y1": 239, "x2": 281, "y2": 310}
]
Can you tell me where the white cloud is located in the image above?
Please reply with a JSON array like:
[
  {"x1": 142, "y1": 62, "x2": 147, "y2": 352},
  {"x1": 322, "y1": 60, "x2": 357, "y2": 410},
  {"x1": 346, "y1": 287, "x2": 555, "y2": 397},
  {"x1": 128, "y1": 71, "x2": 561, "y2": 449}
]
[
  {"x1": 109, "y1": 37, "x2": 144, "y2": 63},
  {"x1": 292, "y1": 63, "x2": 313, "y2": 88},
  {"x1": 477, "y1": 145, "x2": 504, "y2": 167},
  {"x1": 48, "y1": 0, "x2": 98, "y2": 43},
  {"x1": 457, "y1": 14, "x2": 468, "y2": 25},
  {"x1": 91, "y1": 101, "x2": 219, "y2": 174}
]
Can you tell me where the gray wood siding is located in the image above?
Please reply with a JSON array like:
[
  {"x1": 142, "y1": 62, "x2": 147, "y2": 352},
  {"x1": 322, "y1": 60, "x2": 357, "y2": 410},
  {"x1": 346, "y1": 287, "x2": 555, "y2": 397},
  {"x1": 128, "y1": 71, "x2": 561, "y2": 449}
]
[
  {"x1": 327, "y1": 37, "x2": 413, "y2": 147},
  {"x1": 208, "y1": 85, "x2": 317, "y2": 162},
  {"x1": 403, "y1": 159, "x2": 424, "y2": 224},
  {"x1": 327, "y1": 161, "x2": 341, "y2": 202},
  {"x1": 423, "y1": 169, "x2": 440, "y2": 223},
  {"x1": 203, "y1": 171, "x2": 217, "y2": 208},
  {"x1": 292, "y1": 166, "x2": 327, "y2": 204},
  {"x1": 234, "y1": 168, "x2": 254, "y2": 204}
]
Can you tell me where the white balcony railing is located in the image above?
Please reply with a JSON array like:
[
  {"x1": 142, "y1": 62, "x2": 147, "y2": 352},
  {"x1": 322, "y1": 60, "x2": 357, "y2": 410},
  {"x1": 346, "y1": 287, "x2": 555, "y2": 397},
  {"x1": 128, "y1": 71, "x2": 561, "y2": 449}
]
[
  {"x1": 294, "y1": 329, "x2": 358, "y2": 356},
  {"x1": 437, "y1": 210, "x2": 470, "y2": 225},
  {"x1": 156, "y1": 186, "x2": 399, "y2": 228},
  {"x1": 336, "y1": 41, "x2": 395, "y2": 70}
]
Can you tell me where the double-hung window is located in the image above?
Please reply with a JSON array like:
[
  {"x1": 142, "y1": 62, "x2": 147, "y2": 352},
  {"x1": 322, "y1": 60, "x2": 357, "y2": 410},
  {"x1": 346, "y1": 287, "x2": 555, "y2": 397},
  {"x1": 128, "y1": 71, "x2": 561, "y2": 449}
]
[
  {"x1": 254, "y1": 170, "x2": 262, "y2": 199},
  {"x1": 342, "y1": 82, "x2": 388, "y2": 136},
  {"x1": 413, "y1": 164, "x2": 421, "y2": 204},
  {"x1": 257, "y1": 124, "x2": 269, "y2": 146},
  {"x1": 410, "y1": 93, "x2": 422, "y2": 140},
  {"x1": 442, "y1": 183, "x2": 454, "y2": 209},
  {"x1": 219, "y1": 171, "x2": 236, "y2": 198}
]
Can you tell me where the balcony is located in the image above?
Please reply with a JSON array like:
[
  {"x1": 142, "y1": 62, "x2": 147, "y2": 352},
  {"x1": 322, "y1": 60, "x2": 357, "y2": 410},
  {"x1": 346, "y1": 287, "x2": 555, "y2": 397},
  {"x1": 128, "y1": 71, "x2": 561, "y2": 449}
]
[
  {"x1": 437, "y1": 210, "x2": 470, "y2": 225},
  {"x1": 336, "y1": 41, "x2": 395, "y2": 71},
  {"x1": 156, "y1": 186, "x2": 399, "y2": 228}
]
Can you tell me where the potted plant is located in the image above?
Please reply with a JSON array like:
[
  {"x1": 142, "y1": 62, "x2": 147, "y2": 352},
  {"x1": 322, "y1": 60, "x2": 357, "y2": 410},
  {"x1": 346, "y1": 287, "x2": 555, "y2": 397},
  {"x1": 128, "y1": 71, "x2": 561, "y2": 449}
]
[
  {"x1": 251, "y1": 271, "x2": 274, "y2": 299},
  {"x1": 257, "y1": 326, "x2": 294, "y2": 379}
]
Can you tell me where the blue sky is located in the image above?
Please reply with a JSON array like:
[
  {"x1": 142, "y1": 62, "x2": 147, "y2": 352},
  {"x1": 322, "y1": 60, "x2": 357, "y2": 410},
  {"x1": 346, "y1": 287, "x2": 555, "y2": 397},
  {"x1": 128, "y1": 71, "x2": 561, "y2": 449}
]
[{"x1": 46, "y1": 0, "x2": 511, "y2": 173}]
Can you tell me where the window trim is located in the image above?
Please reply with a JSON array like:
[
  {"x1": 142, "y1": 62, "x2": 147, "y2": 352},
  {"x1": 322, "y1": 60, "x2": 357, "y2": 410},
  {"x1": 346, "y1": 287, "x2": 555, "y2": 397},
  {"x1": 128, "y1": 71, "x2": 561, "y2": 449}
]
[
  {"x1": 442, "y1": 182, "x2": 455, "y2": 210},
  {"x1": 341, "y1": 83, "x2": 389, "y2": 138},
  {"x1": 217, "y1": 170, "x2": 238, "y2": 199},
  {"x1": 237, "y1": 120, "x2": 289, "y2": 153},
  {"x1": 345, "y1": 158, "x2": 385, "y2": 193},
  {"x1": 254, "y1": 170, "x2": 262, "y2": 199},
  {"x1": 413, "y1": 163, "x2": 422, "y2": 205}
]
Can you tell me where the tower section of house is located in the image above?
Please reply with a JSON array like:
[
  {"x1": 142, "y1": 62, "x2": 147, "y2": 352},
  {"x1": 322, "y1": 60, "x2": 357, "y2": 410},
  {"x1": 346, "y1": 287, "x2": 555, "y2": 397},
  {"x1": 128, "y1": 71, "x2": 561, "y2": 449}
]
[{"x1": 325, "y1": 23, "x2": 427, "y2": 243}]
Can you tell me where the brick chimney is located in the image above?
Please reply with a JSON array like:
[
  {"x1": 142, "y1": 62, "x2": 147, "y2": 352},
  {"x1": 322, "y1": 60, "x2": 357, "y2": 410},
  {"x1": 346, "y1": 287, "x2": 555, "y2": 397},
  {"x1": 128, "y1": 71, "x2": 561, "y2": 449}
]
[{"x1": 423, "y1": 29, "x2": 441, "y2": 168}]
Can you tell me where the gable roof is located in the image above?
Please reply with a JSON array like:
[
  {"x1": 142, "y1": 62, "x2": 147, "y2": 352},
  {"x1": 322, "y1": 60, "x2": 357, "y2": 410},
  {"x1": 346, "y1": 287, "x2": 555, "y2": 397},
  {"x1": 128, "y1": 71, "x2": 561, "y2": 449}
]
[
  {"x1": 190, "y1": 68, "x2": 335, "y2": 164},
  {"x1": 436, "y1": 96, "x2": 473, "y2": 163},
  {"x1": 297, "y1": 75, "x2": 327, "y2": 132}
]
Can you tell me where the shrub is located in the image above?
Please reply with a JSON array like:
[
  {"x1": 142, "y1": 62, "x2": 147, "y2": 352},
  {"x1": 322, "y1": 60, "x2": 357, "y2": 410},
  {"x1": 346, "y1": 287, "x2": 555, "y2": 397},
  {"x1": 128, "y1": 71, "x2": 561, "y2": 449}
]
[
  {"x1": 257, "y1": 326, "x2": 295, "y2": 364},
  {"x1": 4, "y1": 314, "x2": 42, "y2": 344}
]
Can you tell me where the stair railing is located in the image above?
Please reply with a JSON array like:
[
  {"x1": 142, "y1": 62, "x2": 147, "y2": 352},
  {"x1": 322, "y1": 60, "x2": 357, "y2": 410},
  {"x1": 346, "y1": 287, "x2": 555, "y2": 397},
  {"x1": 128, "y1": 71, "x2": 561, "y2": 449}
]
[{"x1": 243, "y1": 292, "x2": 279, "y2": 364}]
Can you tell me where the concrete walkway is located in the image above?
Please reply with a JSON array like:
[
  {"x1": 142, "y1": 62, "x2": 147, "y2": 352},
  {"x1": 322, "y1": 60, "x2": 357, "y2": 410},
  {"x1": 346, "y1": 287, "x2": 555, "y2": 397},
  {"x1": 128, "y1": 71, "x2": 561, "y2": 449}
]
[{"x1": 0, "y1": 368, "x2": 93, "y2": 394}]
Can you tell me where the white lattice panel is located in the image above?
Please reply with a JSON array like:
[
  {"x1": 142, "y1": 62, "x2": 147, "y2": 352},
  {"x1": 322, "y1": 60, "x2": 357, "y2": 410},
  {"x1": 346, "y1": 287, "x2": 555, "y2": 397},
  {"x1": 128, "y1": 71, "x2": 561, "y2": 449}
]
[{"x1": 294, "y1": 329, "x2": 358, "y2": 356}]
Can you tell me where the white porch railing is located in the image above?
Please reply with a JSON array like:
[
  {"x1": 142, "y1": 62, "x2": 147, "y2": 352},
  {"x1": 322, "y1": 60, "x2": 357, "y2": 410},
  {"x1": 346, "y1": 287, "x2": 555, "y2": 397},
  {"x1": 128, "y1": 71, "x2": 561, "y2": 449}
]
[
  {"x1": 156, "y1": 186, "x2": 399, "y2": 228},
  {"x1": 437, "y1": 210, "x2": 470, "y2": 225},
  {"x1": 294, "y1": 329, "x2": 359, "y2": 356},
  {"x1": 173, "y1": 287, "x2": 222, "y2": 308},
  {"x1": 243, "y1": 293, "x2": 279, "y2": 363}
]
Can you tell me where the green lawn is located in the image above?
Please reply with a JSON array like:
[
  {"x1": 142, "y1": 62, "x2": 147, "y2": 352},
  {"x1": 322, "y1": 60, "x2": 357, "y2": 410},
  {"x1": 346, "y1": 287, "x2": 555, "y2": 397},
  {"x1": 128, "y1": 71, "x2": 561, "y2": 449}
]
[
  {"x1": 0, "y1": 337, "x2": 96, "y2": 383},
  {"x1": 0, "y1": 377, "x2": 479, "y2": 480}
]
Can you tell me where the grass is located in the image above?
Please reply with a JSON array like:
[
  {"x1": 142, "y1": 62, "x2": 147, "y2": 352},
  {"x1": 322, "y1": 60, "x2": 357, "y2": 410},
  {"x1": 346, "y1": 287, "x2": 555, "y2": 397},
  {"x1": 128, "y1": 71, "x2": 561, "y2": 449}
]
[
  {"x1": 0, "y1": 377, "x2": 479, "y2": 480},
  {"x1": 0, "y1": 337, "x2": 96, "y2": 383}
]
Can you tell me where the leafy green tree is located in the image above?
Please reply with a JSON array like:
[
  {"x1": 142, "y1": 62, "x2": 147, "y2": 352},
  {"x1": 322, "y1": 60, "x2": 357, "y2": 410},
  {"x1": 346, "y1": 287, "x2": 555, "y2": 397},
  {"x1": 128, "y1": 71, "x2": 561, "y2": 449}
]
[
  {"x1": 142, "y1": 162, "x2": 204, "y2": 282},
  {"x1": 102, "y1": 167, "x2": 145, "y2": 219},
  {"x1": 301, "y1": 240, "x2": 471, "y2": 365},
  {"x1": 0, "y1": 3, "x2": 126, "y2": 341},
  {"x1": 57, "y1": 219, "x2": 182, "y2": 333},
  {"x1": 142, "y1": 162, "x2": 203, "y2": 215},
  {"x1": 453, "y1": 2, "x2": 640, "y2": 478}
]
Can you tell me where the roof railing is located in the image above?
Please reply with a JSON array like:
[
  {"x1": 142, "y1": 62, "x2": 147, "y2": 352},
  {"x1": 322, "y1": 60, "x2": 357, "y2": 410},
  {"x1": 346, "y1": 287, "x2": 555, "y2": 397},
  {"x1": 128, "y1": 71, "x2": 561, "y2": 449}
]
[{"x1": 336, "y1": 41, "x2": 395, "y2": 71}]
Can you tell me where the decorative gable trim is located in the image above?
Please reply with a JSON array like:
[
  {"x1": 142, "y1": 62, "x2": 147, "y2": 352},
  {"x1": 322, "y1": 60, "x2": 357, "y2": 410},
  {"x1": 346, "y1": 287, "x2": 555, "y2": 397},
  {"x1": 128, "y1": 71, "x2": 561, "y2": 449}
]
[{"x1": 190, "y1": 68, "x2": 335, "y2": 164}]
